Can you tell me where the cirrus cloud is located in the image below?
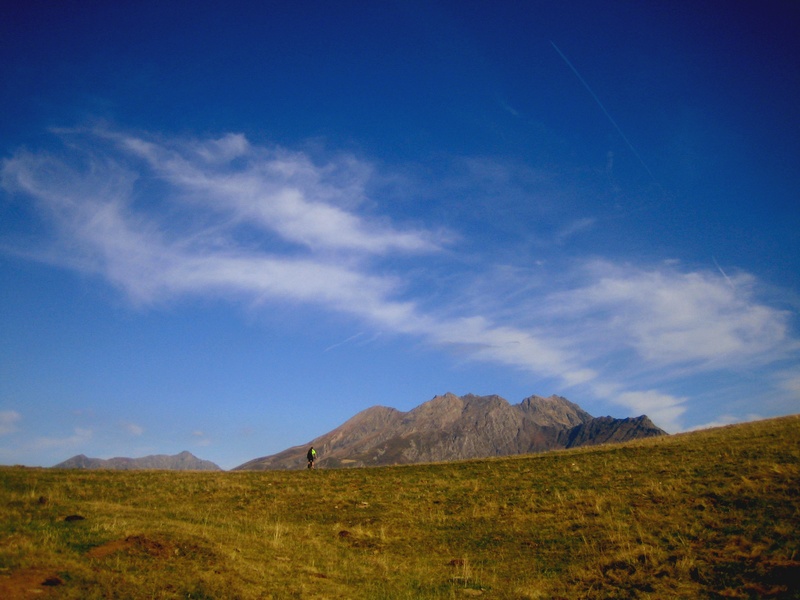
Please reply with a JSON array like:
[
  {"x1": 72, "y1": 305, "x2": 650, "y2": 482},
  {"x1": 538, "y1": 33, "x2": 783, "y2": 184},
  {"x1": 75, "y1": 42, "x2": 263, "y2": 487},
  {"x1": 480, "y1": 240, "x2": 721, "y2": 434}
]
[
  {"x1": 0, "y1": 411, "x2": 21, "y2": 436},
  {"x1": 2, "y1": 128, "x2": 797, "y2": 433}
]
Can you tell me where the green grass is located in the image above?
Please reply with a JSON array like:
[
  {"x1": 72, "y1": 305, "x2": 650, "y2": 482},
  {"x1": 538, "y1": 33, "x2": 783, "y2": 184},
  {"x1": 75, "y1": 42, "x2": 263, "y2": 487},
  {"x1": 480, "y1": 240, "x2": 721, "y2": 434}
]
[{"x1": 2, "y1": 415, "x2": 799, "y2": 599}]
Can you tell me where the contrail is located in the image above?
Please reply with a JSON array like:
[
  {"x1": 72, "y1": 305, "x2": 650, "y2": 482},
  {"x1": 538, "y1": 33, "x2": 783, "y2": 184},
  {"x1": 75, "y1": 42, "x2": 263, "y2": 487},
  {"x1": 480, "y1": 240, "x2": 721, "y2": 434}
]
[
  {"x1": 551, "y1": 41, "x2": 656, "y2": 181},
  {"x1": 713, "y1": 256, "x2": 735, "y2": 289},
  {"x1": 324, "y1": 332, "x2": 364, "y2": 352}
]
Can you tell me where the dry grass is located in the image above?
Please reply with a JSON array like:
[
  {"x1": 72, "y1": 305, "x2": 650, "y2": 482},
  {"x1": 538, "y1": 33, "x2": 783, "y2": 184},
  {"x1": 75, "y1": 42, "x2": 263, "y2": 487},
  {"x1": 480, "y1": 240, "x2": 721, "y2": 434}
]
[{"x1": 1, "y1": 415, "x2": 798, "y2": 598}]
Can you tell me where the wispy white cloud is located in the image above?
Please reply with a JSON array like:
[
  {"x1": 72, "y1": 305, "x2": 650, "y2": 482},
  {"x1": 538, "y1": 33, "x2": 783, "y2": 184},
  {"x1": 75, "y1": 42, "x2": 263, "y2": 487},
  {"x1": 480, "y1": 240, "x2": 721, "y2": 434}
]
[
  {"x1": 2, "y1": 131, "x2": 428, "y2": 307},
  {"x1": 612, "y1": 390, "x2": 687, "y2": 432},
  {"x1": 123, "y1": 422, "x2": 144, "y2": 436},
  {"x1": 555, "y1": 217, "x2": 596, "y2": 243},
  {"x1": 467, "y1": 259, "x2": 797, "y2": 430},
  {"x1": 2, "y1": 128, "x2": 797, "y2": 432},
  {"x1": 192, "y1": 430, "x2": 211, "y2": 447},
  {"x1": 0, "y1": 411, "x2": 21, "y2": 436},
  {"x1": 112, "y1": 131, "x2": 444, "y2": 255},
  {"x1": 542, "y1": 260, "x2": 795, "y2": 369},
  {"x1": 775, "y1": 371, "x2": 800, "y2": 395},
  {"x1": 32, "y1": 427, "x2": 93, "y2": 451},
  {"x1": 684, "y1": 413, "x2": 763, "y2": 432}
]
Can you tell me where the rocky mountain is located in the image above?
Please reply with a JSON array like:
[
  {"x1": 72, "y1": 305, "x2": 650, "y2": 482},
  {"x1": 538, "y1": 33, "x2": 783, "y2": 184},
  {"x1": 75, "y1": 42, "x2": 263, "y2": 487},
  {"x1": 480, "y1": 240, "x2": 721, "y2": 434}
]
[
  {"x1": 557, "y1": 415, "x2": 666, "y2": 448},
  {"x1": 53, "y1": 450, "x2": 221, "y2": 471},
  {"x1": 234, "y1": 393, "x2": 667, "y2": 470}
]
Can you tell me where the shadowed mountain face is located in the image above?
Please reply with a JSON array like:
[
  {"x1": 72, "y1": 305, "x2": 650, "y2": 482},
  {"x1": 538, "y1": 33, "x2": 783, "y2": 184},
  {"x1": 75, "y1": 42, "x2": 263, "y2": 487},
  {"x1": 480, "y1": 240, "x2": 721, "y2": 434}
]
[
  {"x1": 235, "y1": 393, "x2": 666, "y2": 470},
  {"x1": 53, "y1": 451, "x2": 221, "y2": 471}
]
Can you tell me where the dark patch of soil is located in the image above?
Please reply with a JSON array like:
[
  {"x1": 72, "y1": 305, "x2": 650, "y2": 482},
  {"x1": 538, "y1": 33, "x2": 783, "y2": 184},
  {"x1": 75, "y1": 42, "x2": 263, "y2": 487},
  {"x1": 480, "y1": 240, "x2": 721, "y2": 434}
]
[
  {"x1": 0, "y1": 568, "x2": 64, "y2": 599},
  {"x1": 449, "y1": 558, "x2": 466, "y2": 567}
]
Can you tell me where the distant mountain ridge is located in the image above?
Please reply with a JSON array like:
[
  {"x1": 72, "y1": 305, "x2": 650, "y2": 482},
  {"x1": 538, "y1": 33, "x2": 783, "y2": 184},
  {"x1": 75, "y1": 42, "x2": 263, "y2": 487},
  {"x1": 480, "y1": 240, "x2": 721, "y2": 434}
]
[
  {"x1": 235, "y1": 393, "x2": 667, "y2": 470},
  {"x1": 53, "y1": 451, "x2": 221, "y2": 471}
]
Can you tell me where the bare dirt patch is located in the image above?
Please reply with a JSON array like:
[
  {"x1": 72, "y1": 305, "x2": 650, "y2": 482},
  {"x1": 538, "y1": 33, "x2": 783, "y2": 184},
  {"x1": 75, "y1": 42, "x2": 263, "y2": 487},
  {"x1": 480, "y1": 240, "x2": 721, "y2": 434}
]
[
  {"x1": 87, "y1": 534, "x2": 175, "y2": 560},
  {"x1": 0, "y1": 568, "x2": 63, "y2": 599}
]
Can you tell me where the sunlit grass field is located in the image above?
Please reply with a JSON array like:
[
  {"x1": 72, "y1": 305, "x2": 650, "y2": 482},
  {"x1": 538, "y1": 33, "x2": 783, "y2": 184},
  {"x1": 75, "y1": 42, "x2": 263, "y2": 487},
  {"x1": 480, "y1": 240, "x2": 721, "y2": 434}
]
[{"x1": 2, "y1": 415, "x2": 798, "y2": 599}]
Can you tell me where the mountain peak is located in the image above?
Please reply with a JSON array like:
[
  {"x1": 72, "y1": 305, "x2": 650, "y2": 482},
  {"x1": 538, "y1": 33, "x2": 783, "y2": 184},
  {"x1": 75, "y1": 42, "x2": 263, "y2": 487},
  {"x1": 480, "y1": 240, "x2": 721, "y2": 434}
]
[
  {"x1": 53, "y1": 451, "x2": 222, "y2": 471},
  {"x1": 558, "y1": 414, "x2": 667, "y2": 448},
  {"x1": 519, "y1": 394, "x2": 593, "y2": 427},
  {"x1": 235, "y1": 392, "x2": 666, "y2": 470}
]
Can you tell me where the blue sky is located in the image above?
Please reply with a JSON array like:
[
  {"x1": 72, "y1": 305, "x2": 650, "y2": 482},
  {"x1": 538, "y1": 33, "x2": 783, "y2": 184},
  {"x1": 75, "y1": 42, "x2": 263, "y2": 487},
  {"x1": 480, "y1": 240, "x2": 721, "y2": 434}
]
[{"x1": 1, "y1": 1, "x2": 798, "y2": 469}]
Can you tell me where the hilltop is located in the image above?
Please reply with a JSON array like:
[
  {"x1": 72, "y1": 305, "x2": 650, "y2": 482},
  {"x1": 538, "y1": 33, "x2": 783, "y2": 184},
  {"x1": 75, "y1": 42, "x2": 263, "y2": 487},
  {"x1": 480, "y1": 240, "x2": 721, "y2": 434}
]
[
  {"x1": 236, "y1": 392, "x2": 666, "y2": 470},
  {"x1": 1, "y1": 415, "x2": 797, "y2": 599}
]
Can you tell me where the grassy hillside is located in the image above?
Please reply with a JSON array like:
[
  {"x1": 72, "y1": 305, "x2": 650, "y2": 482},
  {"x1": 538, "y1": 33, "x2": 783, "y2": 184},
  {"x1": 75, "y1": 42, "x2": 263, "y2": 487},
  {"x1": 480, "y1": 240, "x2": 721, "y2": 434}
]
[{"x1": 1, "y1": 415, "x2": 798, "y2": 599}]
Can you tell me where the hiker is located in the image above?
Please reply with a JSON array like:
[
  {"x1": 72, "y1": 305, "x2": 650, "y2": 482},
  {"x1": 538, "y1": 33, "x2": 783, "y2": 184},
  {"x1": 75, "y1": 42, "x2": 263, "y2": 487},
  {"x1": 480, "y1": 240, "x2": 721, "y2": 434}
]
[{"x1": 307, "y1": 446, "x2": 317, "y2": 469}]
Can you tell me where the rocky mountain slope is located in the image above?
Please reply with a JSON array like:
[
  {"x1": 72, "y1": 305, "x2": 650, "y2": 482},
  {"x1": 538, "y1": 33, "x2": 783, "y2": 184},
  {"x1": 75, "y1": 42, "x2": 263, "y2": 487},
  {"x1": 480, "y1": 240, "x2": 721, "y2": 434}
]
[
  {"x1": 53, "y1": 450, "x2": 221, "y2": 471},
  {"x1": 235, "y1": 393, "x2": 666, "y2": 470}
]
